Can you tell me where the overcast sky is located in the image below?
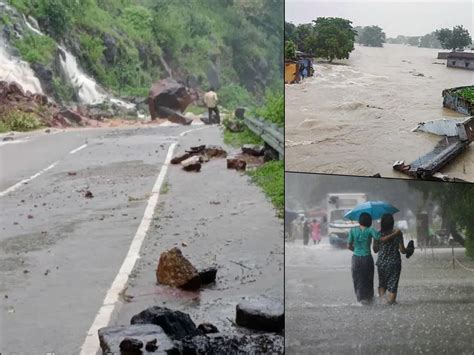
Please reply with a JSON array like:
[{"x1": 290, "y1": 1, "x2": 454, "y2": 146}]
[{"x1": 285, "y1": 0, "x2": 473, "y2": 37}]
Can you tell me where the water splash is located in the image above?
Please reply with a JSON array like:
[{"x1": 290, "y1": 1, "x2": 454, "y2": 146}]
[{"x1": 0, "y1": 42, "x2": 44, "y2": 94}]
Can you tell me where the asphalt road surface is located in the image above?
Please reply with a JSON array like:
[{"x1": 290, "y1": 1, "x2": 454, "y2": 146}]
[
  {"x1": 0, "y1": 124, "x2": 283, "y2": 354},
  {"x1": 286, "y1": 237, "x2": 474, "y2": 355}
]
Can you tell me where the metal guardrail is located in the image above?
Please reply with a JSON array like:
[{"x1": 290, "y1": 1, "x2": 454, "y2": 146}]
[{"x1": 243, "y1": 116, "x2": 284, "y2": 159}]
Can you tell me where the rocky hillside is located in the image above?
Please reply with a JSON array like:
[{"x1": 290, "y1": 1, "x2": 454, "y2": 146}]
[{"x1": 1, "y1": 0, "x2": 283, "y2": 109}]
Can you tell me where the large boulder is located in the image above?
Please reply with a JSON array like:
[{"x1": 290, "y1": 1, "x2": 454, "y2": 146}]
[
  {"x1": 156, "y1": 247, "x2": 202, "y2": 290},
  {"x1": 205, "y1": 145, "x2": 227, "y2": 158},
  {"x1": 98, "y1": 324, "x2": 174, "y2": 354},
  {"x1": 130, "y1": 306, "x2": 199, "y2": 340},
  {"x1": 181, "y1": 156, "x2": 202, "y2": 172},
  {"x1": 236, "y1": 297, "x2": 284, "y2": 332},
  {"x1": 148, "y1": 79, "x2": 192, "y2": 121},
  {"x1": 169, "y1": 333, "x2": 284, "y2": 354},
  {"x1": 198, "y1": 267, "x2": 217, "y2": 285}
]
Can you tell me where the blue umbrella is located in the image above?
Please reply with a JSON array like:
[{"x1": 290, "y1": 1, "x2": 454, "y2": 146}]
[{"x1": 343, "y1": 201, "x2": 399, "y2": 221}]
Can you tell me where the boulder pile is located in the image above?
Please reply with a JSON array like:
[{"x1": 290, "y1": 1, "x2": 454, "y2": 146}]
[
  {"x1": 0, "y1": 80, "x2": 102, "y2": 128},
  {"x1": 171, "y1": 145, "x2": 227, "y2": 172}
]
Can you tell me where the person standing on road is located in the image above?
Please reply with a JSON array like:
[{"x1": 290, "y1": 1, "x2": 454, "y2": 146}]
[
  {"x1": 373, "y1": 213, "x2": 411, "y2": 305},
  {"x1": 204, "y1": 87, "x2": 220, "y2": 124},
  {"x1": 311, "y1": 218, "x2": 321, "y2": 245},
  {"x1": 347, "y1": 213, "x2": 400, "y2": 304},
  {"x1": 303, "y1": 218, "x2": 310, "y2": 246}
]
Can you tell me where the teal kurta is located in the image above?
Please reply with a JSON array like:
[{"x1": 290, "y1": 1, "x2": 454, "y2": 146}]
[{"x1": 348, "y1": 226, "x2": 381, "y2": 256}]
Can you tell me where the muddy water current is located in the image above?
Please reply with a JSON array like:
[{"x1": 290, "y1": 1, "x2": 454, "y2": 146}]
[{"x1": 285, "y1": 44, "x2": 474, "y2": 181}]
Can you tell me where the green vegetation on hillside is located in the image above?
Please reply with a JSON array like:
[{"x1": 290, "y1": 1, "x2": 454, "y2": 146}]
[
  {"x1": 248, "y1": 160, "x2": 284, "y2": 217},
  {"x1": 0, "y1": 110, "x2": 43, "y2": 132},
  {"x1": 8, "y1": 0, "x2": 283, "y2": 104}
]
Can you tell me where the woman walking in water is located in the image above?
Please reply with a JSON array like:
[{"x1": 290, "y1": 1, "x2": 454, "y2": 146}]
[
  {"x1": 347, "y1": 213, "x2": 400, "y2": 304},
  {"x1": 311, "y1": 218, "x2": 321, "y2": 245},
  {"x1": 373, "y1": 213, "x2": 411, "y2": 305}
]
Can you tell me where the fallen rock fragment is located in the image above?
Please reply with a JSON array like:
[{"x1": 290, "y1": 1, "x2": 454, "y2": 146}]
[
  {"x1": 145, "y1": 338, "x2": 158, "y2": 351},
  {"x1": 130, "y1": 306, "x2": 199, "y2": 340},
  {"x1": 171, "y1": 152, "x2": 192, "y2": 164},
  {"x1": 205, "y1": 145, "x2": 227, "y2": 158},
  {"x1": 119, "y1": 337, "x2": 143, "y2": 352},
  {"x1": 156, "y1": 247, "x2": 201, "y2": 290},
  {"x1": 67, "y1": 172, "x2": 77, "y2": 176},
  {"x1": 197, "y1": 323, "x2": 219, "y2": 334},
  {"x1": 2, "y1": 136, "x2": 14, "y2": 142},
  {"x1": 242, "y1": 144, "x2": 265, "y2": 156},
  {"x1": 181, "y1": 156, "x2": 202, "y2": 172},
  {"x1": 84, "y1": 190, "x2": 94, "y2": 198},
  {"x1": 227, "y1": 156, "x2": 247, "y2": 171},
  {"x1": 98, "y1": 324, "x2": 174, "y2": 354},
  {"x1": 170, "y1": 333, "x2": 284, "y2": 354},
  {"x1": 198, "y1": 267, "x2": 217, "y2": 285},
  {"x1": 236, "y1": 297, "x2": 284, "y2": 332}
]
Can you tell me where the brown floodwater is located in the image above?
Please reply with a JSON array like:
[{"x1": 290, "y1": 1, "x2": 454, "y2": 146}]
[{"x1": 285, "y1": 44, "x2": 474, "y2": 181}]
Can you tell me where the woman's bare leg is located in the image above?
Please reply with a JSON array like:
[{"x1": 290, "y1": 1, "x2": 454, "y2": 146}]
[
  {"x1": 387, "y1": 292, "x2": 397, "y2": 304},
  {"x1": 378, "y1": 287, "x2": 386, "y2": 297}
]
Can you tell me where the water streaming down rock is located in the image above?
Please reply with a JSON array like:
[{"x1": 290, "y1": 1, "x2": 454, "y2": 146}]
[
  {"x1": 0, "y1": 42, "x2": 44, "y2": 94},
  {"x1": 57, "y1": 45, "x2": 107, "y2": 105},
  {"x1": 21, "y1": 14, "x2": 137, "y2": 109}
]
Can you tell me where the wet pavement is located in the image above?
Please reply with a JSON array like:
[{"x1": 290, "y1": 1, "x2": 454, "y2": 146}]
[
  {"x1": 285, "y1": 237, "x2": 474, "y2": 354},
  {"x1": 0, "y1": 125, "x2": 283, "y2": 353}
]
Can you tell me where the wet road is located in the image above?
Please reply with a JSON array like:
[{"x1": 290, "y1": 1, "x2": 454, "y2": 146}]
[
  {"x1": 0, "y1": 125, "x2": 283, "y2": 354},
  {"x1": 286, "y1": 237, "x2": 474, "y2": 354},
  {"x1": 286, "y1": 44, "x2": 474, "y2": 181}
]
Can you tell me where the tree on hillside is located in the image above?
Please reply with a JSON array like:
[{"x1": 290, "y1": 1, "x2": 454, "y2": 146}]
[
  {"x1": 357, "y1": 25, "x2": 386, "y2": 47},
  {"x1": 306, "y1": 17, "x2": 356, "y2": 62},
  {"x1": 436, "y1": 25, "x2": 472, "y2": 51},
  {"x1": 285, "y1": 40, "x2": 297, "y2": 60}
]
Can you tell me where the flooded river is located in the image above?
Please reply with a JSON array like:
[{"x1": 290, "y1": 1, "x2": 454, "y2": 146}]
[
  {"x1": 285, "y1": 44, "x2": 474, "y2": 181},
  {"x1": 285, "y1": 238, "x2": 474, "y2": 354}
]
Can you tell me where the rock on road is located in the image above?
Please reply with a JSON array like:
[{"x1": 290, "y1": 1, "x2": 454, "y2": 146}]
[{"x1": 0, "y1": 125, "x2": 283, "y2": 354}]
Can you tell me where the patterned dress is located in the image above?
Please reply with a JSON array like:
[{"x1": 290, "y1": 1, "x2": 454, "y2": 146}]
[{"x1": 376, "y1": 230, "x2": 403, "y2": 293}]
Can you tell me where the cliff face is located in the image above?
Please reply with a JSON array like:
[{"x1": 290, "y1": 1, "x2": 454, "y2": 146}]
[{"x1": 1, "y1": 0, "x2": 283, "y2": 107}]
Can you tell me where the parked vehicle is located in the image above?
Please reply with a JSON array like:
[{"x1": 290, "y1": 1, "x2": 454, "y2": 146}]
[{"x1": 327, "y1": 193, "x2": 367, "y2": 247}]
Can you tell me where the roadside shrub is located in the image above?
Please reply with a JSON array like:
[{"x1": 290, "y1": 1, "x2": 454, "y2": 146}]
[
  {"x1": 248, "y1": 160, "x2": 284, "y2": 217},
  {"x1": 1, "y1": 111, "x2": 43, "y2": 131},
  {"x1": 254, "y1": 91, "x2": 284, "y2": 126}
]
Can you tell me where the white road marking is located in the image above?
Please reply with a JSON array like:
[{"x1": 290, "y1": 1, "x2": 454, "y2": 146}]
[
  {"x1": 0, "y1": 161, "x2": 59, "y2": 197},
  {"x1": 69, "y1": 143, "x2": 88, "y2": 154},
  {"x1": 80, "y1": 126, "x2": 207, "y2": 354},
  {"x1": 0, "y1": 138, "x2": 30, "y2": 146}
]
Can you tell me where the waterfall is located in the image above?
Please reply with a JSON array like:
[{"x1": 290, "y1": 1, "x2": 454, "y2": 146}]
[
  {"x1": 0, "y1": 41, "x2": 44, "y2": 94},
  {"x1": 57, "y1": 45, "x2": 108, "y2": 105}
]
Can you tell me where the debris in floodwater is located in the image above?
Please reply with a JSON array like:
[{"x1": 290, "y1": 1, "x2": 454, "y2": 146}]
[
  {"x1": 156, "y1": 247, "x2": 202, "y2": 290},
  {"x1": 27, "y1": 214, "x2": 33, "y2": 219},
  {"x1": 84, "y1": 190, "x2": 94, "y2": 198},
  {"x1": 3, "y1": 136, "x2": 14, "y2": 141},
  {"x1": 67, "y1": 172, "x2": 77, "y2": 176},
  {"x1": 394, "y1": 116, "x2": 473, "y2": 179},
  {"x1": 44, "y1": 269, "x2": 50, "y2": 276}
]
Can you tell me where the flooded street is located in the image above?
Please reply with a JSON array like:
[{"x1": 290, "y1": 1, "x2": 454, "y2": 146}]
[
  {"x1": 286, "y1": 44, "x2": 474, "y2": 181},
  {"x1": 285, "y1": 237, "x2": 474, "y2": 354}
]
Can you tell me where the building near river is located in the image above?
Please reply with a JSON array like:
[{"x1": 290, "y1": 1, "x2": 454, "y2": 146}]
[{"x1": 447, "y1": 52, "x2": 474, "y2": 70}]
